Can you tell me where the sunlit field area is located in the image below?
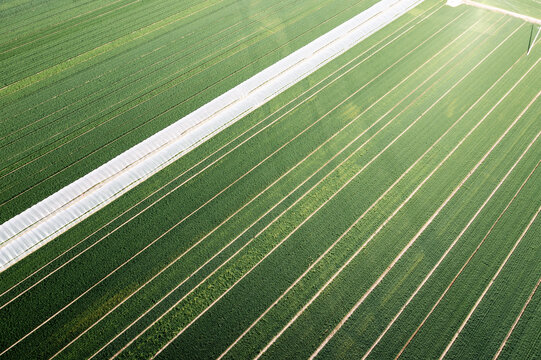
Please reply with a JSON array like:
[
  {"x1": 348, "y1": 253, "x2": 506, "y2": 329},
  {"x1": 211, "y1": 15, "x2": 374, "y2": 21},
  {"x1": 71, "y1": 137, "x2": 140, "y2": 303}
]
[
  {"x1": 478, "y1": 0, "x2": 541, "y2": 17},
  {"x1": 0, "y1": 0, "x2": 540, "y2": 359}
]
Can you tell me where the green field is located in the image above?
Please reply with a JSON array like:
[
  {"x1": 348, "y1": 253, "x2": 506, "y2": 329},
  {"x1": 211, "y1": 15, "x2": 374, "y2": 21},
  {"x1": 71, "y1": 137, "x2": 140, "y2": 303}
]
[
  {"x1": 1, "y1": 0, "x2": 540, "y2": 359},
  {"x1": 477, "y1": 0, "x2": 541, "y2": 18},
  {"x1": 0, "y1": 0, "x2": 381, "y2": 222}
]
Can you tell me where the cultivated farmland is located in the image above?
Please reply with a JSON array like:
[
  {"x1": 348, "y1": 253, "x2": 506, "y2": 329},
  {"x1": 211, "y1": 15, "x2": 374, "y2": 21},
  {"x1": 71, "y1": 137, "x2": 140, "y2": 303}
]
[
  {"x1": 0, "y1": 0, "x2": 540, "y2": 359},
  {"x1": 0, "y1": 0, "x2": 381, "y2": 222},
  {"x1": 477, "y1": 0, "x2": 541, "y2": 18}
]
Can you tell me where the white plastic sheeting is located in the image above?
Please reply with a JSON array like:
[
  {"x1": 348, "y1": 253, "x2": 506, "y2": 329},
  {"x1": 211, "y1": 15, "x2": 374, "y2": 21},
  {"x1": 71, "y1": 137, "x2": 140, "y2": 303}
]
[{"x1": 0, "y1": 0, "x2": 425, "y2": 271}]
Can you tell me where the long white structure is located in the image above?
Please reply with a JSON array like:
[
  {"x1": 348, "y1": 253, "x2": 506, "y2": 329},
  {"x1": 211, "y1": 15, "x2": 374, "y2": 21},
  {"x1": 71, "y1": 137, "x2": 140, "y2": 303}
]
[{"x1": 0, "y1": 0, "x2": 425, "y2": 271}]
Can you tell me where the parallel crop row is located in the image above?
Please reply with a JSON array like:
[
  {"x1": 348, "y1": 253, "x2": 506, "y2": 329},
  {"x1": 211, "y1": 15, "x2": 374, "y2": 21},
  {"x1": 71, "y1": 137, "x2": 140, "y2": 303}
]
[{"x1": 0, "y1": 0, "x2": 539, "y2": 359}]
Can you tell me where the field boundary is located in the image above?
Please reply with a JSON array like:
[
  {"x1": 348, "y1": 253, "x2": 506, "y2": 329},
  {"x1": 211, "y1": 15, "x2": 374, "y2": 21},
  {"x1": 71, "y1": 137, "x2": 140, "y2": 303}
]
[{"x1": 0, "y1": 0, "x2": 425, "y2": 271}]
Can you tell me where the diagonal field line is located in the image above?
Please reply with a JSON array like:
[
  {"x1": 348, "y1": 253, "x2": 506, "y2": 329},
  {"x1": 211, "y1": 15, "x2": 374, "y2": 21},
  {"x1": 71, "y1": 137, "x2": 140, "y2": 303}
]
[
  {"x1": 493, "y1": 275, "x2": 541, "y2": 359},
  {"x1": 396, "y1": 91, "x2": 541, "y2": 360},
  {"x1": 7, "y1": 0, "x2": 172, "y2": 81},
  {"x1": 53, "y1": 7, "x2": 469, "y2": 359},
  {"x1": 93, "y1": 9, "x2": 465, "y2": 360},
  {"x1": 148, "y1": 16, "x2": 519, "y2": 360},
  {"x1": 313, "y1": 85, "x2": 541, "y2": 360},
  {"x1": 440, "y1": 201, "x2": 541, "y2": 359},
  {"x1": 2, "y1": 0, "x2": 288, "y2": 116},
  {"x1": 51, "y1": 10, "x2": 477, "y2": 360},
  {"x1": 2, "y1": 0, "x2": 339, "y2": 94},
  {"x1": 396, "y1": 169, "x2": 539, "y2": 360},
  {"x1": 0, "y1": 0, "x2": 442, "y2": 303},
  {"x1": 362, "y1": 147, "x2": 541, "y2": 359},
  {"x1": 0, "y1": 1, "x2": 443, "y2": 305},
  {"x1": 257, "y1": 25, "x2": 529, "y2": 360},
  {"x1": 0, "y1": 0, "x2": 134, "y2": 50},
  {"x1": 217, "y1": 16, "x2": 508, "y2": 360},
  {"x1": 462, "y1": 0, "x2": 541, "y2": 25},
  {"x1": 0, "y1": 4, "x2": 450, "y2": 357},
  {"x1": 0, "y1": 11, "x2": 260, "y2": 147},
  {"x1": 437, "y1": 102, "x2": 541, "y2": 360}
]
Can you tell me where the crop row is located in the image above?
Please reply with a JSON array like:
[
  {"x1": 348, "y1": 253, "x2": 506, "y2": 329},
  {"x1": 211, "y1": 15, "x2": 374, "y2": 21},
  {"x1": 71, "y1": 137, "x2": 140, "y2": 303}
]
[{"x1": 2, "y1": 2, "x2": 540, "y2": 359}]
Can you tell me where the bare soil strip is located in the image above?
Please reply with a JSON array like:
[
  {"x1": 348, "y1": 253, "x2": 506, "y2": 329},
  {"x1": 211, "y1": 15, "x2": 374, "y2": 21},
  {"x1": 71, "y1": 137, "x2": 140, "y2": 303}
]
[
  {"x1": 219, "y1": 16, "x2": 507, "y2": 360},
  {"x1": 362, "y1": 145, "x2": 540, "y2": 360},
  {"x1": 313, "y1": 93, "x2": 541, "y2": 360},
  {"x1": 261, "y1": 31, "x2": 532, "y2": 360}
]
